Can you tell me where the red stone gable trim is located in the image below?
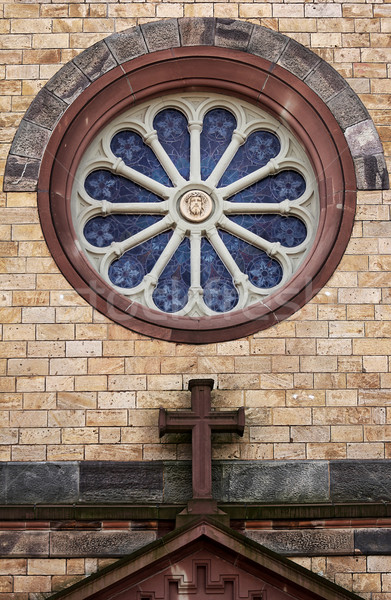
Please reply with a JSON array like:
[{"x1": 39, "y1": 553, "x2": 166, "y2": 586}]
[{"x1": 46, "y1": 517, "x2": 365, "y2": 600}]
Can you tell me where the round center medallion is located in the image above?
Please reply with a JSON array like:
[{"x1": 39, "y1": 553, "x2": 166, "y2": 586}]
[{"x1": 179, "y1": 190, "x2": 213, "y2": 222}]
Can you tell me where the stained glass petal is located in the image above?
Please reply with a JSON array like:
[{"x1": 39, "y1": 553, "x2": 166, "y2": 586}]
[
  {"x1": 85, "y1": 170, "x2": 164, "y2": 203},
  {"x1": 108, "y1": 256, "x2": 144, "y2": 288},
  {"x1": 84, "y1": 215, "x2": 162, "y2": 247},
  {"x1": 154, "y1": 109, "x2": 190, "y2": 180},
  {"x1": 220, "y1": 230, "x2": 283, "y2": 288},
  {"x1": 108, "y1": 230, "x2": 172, "y2": 288},
  {"x1": 272, "y1": 171, "x2": 306, "y2": 201},
  {"x1": 219, "y1": 130, "x2": 280, "y2": 187},
  {"x1": 201, "y1": 238, "x2": 239, "y2": 312},
  {"x1": 229, "y1": 215, "x2": 307, "y2": 248},
  {"x1": 201, "y1": 108, "x2": 236, "y2": 180},
  {"x1": 270, "y1": 216, "x2": 307, "y2": 247},
  {"x1": 229, "y1": 170, "x2": 306, "y2": 204},
  {"x1": 153, "y1": 238, "x2": 191, "y2": 313},
  {"x1": 247, "y1": 255, "x2": 284, "y2": 288},
  {"x1": 111, "y1": 130, "x2": 172, "y2": 186},
  {"x1": 85, "y1": 170, "x2": 120, "y2": 201}
]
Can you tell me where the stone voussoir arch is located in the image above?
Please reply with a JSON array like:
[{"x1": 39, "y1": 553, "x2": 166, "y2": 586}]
[{"x1": 4, "y1": 17, "x2": 388, "y2": 193}]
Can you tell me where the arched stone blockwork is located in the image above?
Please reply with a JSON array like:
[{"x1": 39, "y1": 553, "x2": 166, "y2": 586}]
[{"x1": 3, "y1": 17, "x2": 389, "y2": 193}]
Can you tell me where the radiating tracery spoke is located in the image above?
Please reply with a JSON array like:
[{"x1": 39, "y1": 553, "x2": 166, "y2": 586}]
[
  {"x1": 75, "y1": 95, "x2": 318, "y2": 316},
  {"x1": 152, "y1": 232, "x2": 190, "y2": 313},
  {"x1": 201, "y1": 234, "x2": 240, "y2": 313},
  {"x1": 218, "y1": 229, "x2": 284, "y2": 290},
  {"x1": 85, "y1": 169, "x2": 166, "y2": 204}
]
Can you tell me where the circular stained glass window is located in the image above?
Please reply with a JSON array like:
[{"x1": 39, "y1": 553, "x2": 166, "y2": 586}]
[{"x1": 72, "y1": 93, "x2": 318, "y2": 318}]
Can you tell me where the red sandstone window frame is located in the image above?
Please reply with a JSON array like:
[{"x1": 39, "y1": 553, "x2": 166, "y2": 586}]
[{"x1": 38, "y1": 46, "x2": 356, "y2": 344}]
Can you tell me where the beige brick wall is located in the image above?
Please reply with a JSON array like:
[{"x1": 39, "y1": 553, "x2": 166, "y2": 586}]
[
  {"x1": 2, "y1": 554, "x2": 389, "y2": 597},
  {"x1": 2, "y1": 552, "x2": 391, "y2": 598},
  {"x1": 0, "y1": 0, "x2": 390, "y2": 463},
  {"x1": 1, "y1": 2, "x2": 391, "y2": 597},
  {"x1": 293, "y1": 556, "x2": 391, "y2": 600},
  {"x1": 0, "y1": 557, "x2": 117, "y2": 596}
]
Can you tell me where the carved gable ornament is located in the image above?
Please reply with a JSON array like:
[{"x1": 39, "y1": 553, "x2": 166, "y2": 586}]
[{"x1": 47, "y1": 518, "x2": 363, "y2": 600}]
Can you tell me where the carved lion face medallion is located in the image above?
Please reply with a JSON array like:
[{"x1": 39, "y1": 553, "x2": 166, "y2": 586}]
[{"x1": 179, "y1": 190, "x2": 213, "y2": 222}]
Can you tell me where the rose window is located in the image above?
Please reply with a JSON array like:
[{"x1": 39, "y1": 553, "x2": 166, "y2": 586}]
[{"x1": 72, "y1": 93, "x2": 319, "y2": 317}]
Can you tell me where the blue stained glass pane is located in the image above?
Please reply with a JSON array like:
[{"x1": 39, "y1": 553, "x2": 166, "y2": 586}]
[
  {"x1": 200, "y1": 109, "x2": 236, "y2": 180},
  {"x1": 229, "y1": 177, "x2": 273, "y2": 204},
  {"x1": 153, "y1": 237, "x2": 191, "y2": 313},
  {"x1": 108, "y1": 230, "x2": 172, "y2": 289},
  {"x1": 201, "y1": 239, "x2": 238, "y2": 312},
  {"x1": 111, "y1": 130, "x2": 172, "y2": 186},
  {"x1": 220, "y1": 230, "x2": 283, "y2": 289},
  {"x1": 229, "y1": 170, "x2": 306, "y2": 204},
  {"x1": 85, "y1": 170, "x2": 164, "y2": 203},
  {"x1": 153, "y1": 109, "x2": 190, "y2": 180},
  {"x1": 219, "y1": 130, "x2": 280, "y2": 187},
  {"x1": 84, "y1": 215, "x2": 162, "y2": 247},
  {"x1": 229, "y1": 214, "x2": 307, "y2": 248},
  {"x1": 85, "y1": 170, "x2": 120, "y2": 201},
  {"x1": 271, "y1": 170, "x2": 306, "y2": 201}
]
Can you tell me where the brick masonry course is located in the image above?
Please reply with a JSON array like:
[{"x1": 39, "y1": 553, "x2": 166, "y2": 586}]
[{"x1": 1, "y1": 5, "x2": 391, "y2": 598}]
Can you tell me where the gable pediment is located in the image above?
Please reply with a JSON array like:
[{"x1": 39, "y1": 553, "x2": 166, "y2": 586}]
[{"x1": 47, "y1": 518, "x2": 364, "y2": 600}]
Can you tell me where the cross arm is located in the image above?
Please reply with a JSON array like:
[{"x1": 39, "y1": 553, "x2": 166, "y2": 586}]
[
  {"x1": 158, "y1": 379, "x2": 245, "y2": 507},
  {"x1": 208, "y1": 407, "x2": 245, "y2": 435},
  {"x1": 159, "y1": 407, "x2": 245, "y2": 436},
  {"x1": 159, "y1": 408, "x2": 197, "y2": 436}
]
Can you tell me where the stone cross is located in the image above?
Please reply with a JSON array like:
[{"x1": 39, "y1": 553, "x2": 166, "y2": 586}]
[{"x1": 159, "y1": 379, "x2": 245, "y2": 516}]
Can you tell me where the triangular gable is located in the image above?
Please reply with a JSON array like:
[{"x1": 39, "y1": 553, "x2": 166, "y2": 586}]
[{"x1": 47, "y1": 517, "x2": 364, "y2": 600}]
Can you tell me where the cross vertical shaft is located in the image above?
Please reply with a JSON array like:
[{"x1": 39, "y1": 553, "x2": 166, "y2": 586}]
[
  {"x1": 191, "y1": 380, "x2": 213, "y2": 499},
  {"x1": 159, "y1": 379, "x2": 245, "y2": 504}
]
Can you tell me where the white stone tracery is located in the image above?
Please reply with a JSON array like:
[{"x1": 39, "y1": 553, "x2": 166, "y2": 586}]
[{"x1": 72, "y1": 93, "x2": 319, "y2": 317}]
